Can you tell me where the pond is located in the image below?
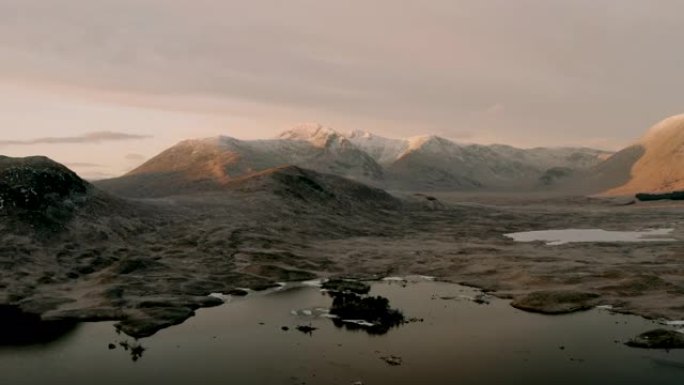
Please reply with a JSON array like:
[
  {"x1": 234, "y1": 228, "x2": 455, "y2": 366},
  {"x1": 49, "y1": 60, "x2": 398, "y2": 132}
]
[
  {"x1": 504, "y1": 228, "x2": 676, "y2": 245},
  {"x1": 1, "y1": 277, "x2": 683, "y2": 385}
]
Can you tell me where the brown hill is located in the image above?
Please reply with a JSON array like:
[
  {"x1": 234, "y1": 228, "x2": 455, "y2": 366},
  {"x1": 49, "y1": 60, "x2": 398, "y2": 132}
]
[
  {"x1": 226, "y1": 165, "x2": 401, "y2": 211},
  {"x1": 601, "y1": 115, "x2": 684, "y2": 195}
]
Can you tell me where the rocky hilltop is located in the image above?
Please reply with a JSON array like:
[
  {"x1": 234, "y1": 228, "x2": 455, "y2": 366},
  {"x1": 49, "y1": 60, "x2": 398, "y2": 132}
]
[
  {"x1": 0, "y1": 156, "x2": 96, "y2": 231},
  {"x1": 226, "y1": 165, "x2": 401, "y2": 211}
]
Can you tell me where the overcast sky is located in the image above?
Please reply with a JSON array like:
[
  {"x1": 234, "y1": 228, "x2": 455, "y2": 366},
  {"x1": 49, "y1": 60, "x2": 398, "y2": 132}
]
[{"x1": 1, "y1": 0, "x2": 683, "y2": 178}]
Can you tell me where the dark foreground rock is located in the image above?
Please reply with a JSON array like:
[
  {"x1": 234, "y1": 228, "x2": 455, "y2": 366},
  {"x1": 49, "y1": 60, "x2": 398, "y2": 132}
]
[
  {"x1": 511, "y1": 290, "x2": 600, "y2": 314},
  {"x1": 626, "y1": 329, "x2": 684, "y2": 349},
  {"x1": 0, "y1": 156, "x2": 91, "y2": 229},
  {"x1": 636, "y1": 191, "x2": 684, "y2": 201}
]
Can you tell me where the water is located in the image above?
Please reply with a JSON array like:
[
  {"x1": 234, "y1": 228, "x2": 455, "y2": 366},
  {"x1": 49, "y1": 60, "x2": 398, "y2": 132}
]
[
  {"x1": 2, "y1": 278, "x2": 684, "y2": 385},
  {"x1": 505, "y1": 228, "x2": 676, "y2": 245}
]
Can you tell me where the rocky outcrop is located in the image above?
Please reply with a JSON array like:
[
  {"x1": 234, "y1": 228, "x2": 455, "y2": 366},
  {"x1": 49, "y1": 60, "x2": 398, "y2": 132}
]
[
  {"x1": 0, "y1": 156, "x2": 92, "y2": 229},
  {"x1": 636, "y1": 191, "x2": 684, "y2": 201},
  {"x1": 227, "y1": 166, "x2": 403, "y2": 211}
]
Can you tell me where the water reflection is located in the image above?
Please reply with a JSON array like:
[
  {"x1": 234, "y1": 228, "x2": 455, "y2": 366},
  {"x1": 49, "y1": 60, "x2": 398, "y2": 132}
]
[
  {"x1": 114, "y1": 339, "x2": 147, "y2": 362},
  {"x1": 505, "y1": 228, "x2": 676, "y2": 245},
  {"x1": 3, "y1": 280, "x2": 684, "y2": 385}
]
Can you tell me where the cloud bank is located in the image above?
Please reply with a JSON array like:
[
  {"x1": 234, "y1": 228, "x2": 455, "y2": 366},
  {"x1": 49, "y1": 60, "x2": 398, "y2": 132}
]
[
  {"x1": 0, "y1": 131, "x2": 151, "y2": 146},
  {"x1": 1, "y1": 0, "x2": 684, "y2": 147}
]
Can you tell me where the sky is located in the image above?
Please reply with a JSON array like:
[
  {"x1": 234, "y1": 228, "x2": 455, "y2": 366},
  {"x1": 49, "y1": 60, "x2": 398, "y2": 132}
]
[{"x1": 1, "y1": 0, "x2": 683, "y2": 179}]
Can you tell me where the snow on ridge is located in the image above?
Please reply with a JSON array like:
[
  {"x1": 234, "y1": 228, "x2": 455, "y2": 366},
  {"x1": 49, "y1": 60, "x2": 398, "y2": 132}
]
[{"x1": 277, "y1": 123, "x2": 344, "y2": 148}]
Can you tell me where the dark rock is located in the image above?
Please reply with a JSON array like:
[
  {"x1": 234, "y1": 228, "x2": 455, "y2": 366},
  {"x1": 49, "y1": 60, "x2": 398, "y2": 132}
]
[
  {"x1": 322, "y1": 278, "x2": 371, "y2": 294},
  {"x1": 227, "y1": 289, "x2": 249, "y2": 296},
  {"x1": 636, "y1": 191, "x2": 684, "y2": 201},
  {"x1": 511, "y1": 290, "x2": 600, "y2": 314},
  {"x1": 281, "y1": 326, "x2": 290, "y2": 331},
  {"x1": 250, "y1": 282, "x2": 281, "y2": 291},
  {"x1": 296, "y1": 324, "x2": 318, "y2": 335},
  {"x1": 0, "y1": 156, "x2": 90, "y2": 228},
  {"x1": 115, "y1": 257, "x2": 164, "y2": 275},
  {"x1": 108, "y1": 343, "x2": 116, "y2": 350},
  {"x1": 626, "y1": 329, "x2": 684, "y2": 349}
]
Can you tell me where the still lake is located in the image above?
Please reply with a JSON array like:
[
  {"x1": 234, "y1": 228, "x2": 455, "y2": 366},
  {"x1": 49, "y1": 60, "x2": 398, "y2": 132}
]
[{"x1": 2, "y1": 277, "x2": 683, "y2": 385}]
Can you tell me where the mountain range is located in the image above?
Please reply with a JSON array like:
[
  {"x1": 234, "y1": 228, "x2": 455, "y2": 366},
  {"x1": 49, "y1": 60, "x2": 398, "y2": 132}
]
[{"x1": 96, "y1": 123, "x2": 612, "y2": 197}]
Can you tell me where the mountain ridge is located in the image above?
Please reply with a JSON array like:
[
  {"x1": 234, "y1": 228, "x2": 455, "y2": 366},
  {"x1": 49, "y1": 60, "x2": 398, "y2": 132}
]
[{"x1": 96, "y1": 123, "x2": 613, "y2": 197}]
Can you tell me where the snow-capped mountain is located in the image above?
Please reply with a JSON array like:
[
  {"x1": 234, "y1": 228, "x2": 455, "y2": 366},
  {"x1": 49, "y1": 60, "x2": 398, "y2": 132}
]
[
  {"x1": 346, "y1": 129, "x2": 410, "y2": 165},
  {"x1": 96, "y1": 124, "x2": 611, "y2": 197},
  {"x1": 348, "y1": 130, "x2": 611, "y2": 190}
]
